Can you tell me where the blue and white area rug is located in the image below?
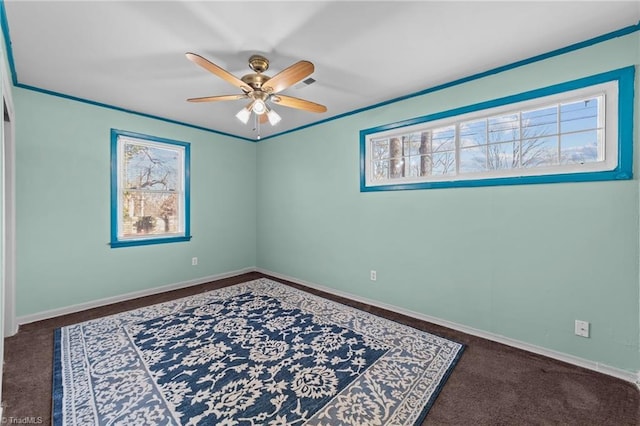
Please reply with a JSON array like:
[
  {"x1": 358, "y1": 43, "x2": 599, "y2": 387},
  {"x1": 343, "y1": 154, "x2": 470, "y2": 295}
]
[{"x1": 53, "y1": 278, "x2": 464, "y2": 425}]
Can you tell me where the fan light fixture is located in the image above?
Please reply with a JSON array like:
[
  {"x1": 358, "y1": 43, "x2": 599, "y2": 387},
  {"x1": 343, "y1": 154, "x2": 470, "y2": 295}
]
[
  {"x1": 252, "y1": 99, "x2": 266, "y2": 114},
  {"x1": 235, "y1": 97, "x2": 282, "y2": 127},
  {"x1": 235, "y1": 107, "x2": 251, "y2": 124},
  {"x1": 267, "y1": 108, "x2": 281, "y2": 125},
  {"x1": 235, "y1": 100, "x2": 281, "y2": 127}
]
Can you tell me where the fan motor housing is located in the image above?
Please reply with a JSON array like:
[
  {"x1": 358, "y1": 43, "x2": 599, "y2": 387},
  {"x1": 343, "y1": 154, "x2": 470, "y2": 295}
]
[{"x1": 241, "y1": 73, "x2": 271, "y2": 90}]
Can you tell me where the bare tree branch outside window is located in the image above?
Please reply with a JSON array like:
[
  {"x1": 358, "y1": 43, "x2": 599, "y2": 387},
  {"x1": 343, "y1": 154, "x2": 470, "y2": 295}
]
[{"x1": 122, "y1": 143, "x2": 180, "y2": 236}]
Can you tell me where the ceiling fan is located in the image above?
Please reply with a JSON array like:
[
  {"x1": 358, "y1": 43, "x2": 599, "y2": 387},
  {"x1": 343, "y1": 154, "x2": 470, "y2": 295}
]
[{"x1": 185, "y1": 53, "x2": 327, "y2": 132}]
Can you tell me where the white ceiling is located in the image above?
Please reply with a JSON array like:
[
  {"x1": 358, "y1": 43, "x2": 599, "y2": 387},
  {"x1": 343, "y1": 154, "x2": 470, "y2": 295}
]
[{"x1": 4, "y1": 1, "x2": 640, "y2": 141}]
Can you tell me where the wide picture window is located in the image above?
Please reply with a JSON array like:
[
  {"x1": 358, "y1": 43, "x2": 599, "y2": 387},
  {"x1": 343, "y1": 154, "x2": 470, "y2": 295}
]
[
  {"x1": 110, "y1": 129, "x2": 191, "y2": 248},
  {"x1": 361, "y1": 67, "x2": 634, "y2": 191}
]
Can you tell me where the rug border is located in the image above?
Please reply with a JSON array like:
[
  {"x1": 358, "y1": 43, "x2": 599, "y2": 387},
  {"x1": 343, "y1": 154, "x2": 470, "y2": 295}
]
[
  {"x1": 413, "y1": 343, "x2": 465, "y2": 425},
  {"x1": 52, "y1": 327, "x2": 63, "y2": 425}
]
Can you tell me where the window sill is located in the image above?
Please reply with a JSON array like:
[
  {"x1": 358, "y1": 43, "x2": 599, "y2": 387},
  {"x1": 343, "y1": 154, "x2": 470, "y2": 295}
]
[{"x1": 110, "y1": 235, "x2": 192, "y2": 248}]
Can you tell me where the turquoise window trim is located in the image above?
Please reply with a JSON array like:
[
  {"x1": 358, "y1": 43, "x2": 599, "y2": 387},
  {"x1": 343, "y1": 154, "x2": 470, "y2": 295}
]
[
  {"x1": 110, "y1": 129, "x2": 192, "y2": 248},
  {"x1": 360, "y1": 66, "x2": 635, "y2": 192}
]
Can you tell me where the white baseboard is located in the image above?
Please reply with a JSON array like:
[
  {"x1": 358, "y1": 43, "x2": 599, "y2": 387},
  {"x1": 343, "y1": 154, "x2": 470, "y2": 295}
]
[
  {"x1": 16, "y1": 267, "x2": 256, "y2": 326},
  {"x1": 256, "y1": 268, "x2": 640, "y2": 386}
]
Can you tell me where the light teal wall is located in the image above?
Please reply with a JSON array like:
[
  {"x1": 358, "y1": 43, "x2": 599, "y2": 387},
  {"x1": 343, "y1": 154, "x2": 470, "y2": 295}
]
[
  {"x1": 256, "y1": 32, "x2": 640, "y2": 372},
  {"x1": 14, "y1": 88, "x2": 257, "y2": 316}
]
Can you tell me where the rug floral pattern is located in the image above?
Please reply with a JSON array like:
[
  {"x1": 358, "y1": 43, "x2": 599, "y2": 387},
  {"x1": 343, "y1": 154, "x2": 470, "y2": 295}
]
[{"x1": 54, "y1": 279, "x2": 464, "y2": 425}]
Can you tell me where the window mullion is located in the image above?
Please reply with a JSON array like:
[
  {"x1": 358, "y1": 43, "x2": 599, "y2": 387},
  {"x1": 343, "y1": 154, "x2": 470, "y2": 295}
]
[
  {"x1": 485, "y1": 118, "x2": 489, "y2": 170},
  {"x1": 556, "y1": 104, "x2": 561, "y2": 164},
  {"x1": 455, "y1": 123, "x2": 460, "y2": 175},
  {"x1": 597, "y1": 94, "x2": 606, "y2": 161},
  {"x1": 518, "y1": 111, "x2": 523, "y2": 168}
]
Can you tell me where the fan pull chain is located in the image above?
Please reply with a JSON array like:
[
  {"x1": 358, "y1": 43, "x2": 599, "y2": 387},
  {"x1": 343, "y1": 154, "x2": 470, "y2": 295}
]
[{"x1": 254, "y1": 112, "x2": 261, "y2": 140}]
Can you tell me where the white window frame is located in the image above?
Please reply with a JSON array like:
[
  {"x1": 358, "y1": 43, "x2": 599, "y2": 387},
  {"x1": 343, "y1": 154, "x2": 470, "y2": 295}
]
[{"x1": 360, "y1": 67, "x2": 634, "y2": 191}]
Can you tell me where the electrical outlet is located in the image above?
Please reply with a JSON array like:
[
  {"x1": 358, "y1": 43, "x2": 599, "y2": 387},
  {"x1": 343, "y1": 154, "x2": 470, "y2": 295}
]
[
  {"x1": 575, "y1": 320, "x2": 589, "y2": 338},
  {"x1": 191, "y1": 257, "x2": 198, "y2": 266},
  {"x1": 370, "y1": 270, "x2": 377, "y2": 281}
]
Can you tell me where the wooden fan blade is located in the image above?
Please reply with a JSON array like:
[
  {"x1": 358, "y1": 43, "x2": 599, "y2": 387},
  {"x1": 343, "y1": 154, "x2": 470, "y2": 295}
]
[
  {"x1": 187, "y1": 94, "x2": 248, "y2": 103},
  {"x1": 259, "y1": 113, "x2": 268, "y2": 124},
  {"x1": 271, "y1": 95, "x2": 327, "y2": 113},
  {"x1": 262, "y1": 61, "x2": 314, "y2": 94},
  {"x1": 186, "y1": 52, "x2": 252, "y2": 92}
]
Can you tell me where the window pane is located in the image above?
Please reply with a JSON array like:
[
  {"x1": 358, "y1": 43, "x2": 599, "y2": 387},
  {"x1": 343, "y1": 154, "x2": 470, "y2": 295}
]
[
  {"x1": 407, "y1": 156, "x2": 422, "y2": 177},
  {"x1": 560, "y1": 97, "x2": 599, "y2": 133},
  {"x1": 460, "y1": 146, "x2": 486, "y2": 173},
  {"x1": 403, "y1": 133, "x2": 421, "y2": 155},
  {"x1": 432, "y1": 126, "x2": 455, "y2": 152},
  {"x1": 487, "y1": 141, "x2": 517, "y2": 170},
  {"x1": 124, "y1": 143, "x2": 180, "y2": 191},
  {"x1": 460, "y1": 119, "x2": 486, "y2": 147},
  {"x1": 522, "y1": 106, "x2": 557, "y2": 138},
  {"x1": 122, "y1": 191, "x2": 180, "y2": 237},
  {"x1": 417, "y1": 132, "x2": 431, "y2": 156},
  {"x1": 372, "y1": 161, "x2": 389, "y2": 181},
  {"x1": 389, "y1": 158, "x2": 404, "y2": 178},
  {"x1": 372, "y1": 140, "x2": 389, "y2": 160},
  {"x1": 522, "y1": 136, "x2": 559, "y2": 168},
  {"x1": 432, "y1": 152, "x2": 456, "y2": 175},
  {"x1": 488, "y1": 114, "x2": 519, "y2": 143},
  {"x1": 417, "y1": 155, "x2": 432, "y2": 176},
  {"x1": 560, "y1": 130, "x2": 600, "y2": 164}
]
